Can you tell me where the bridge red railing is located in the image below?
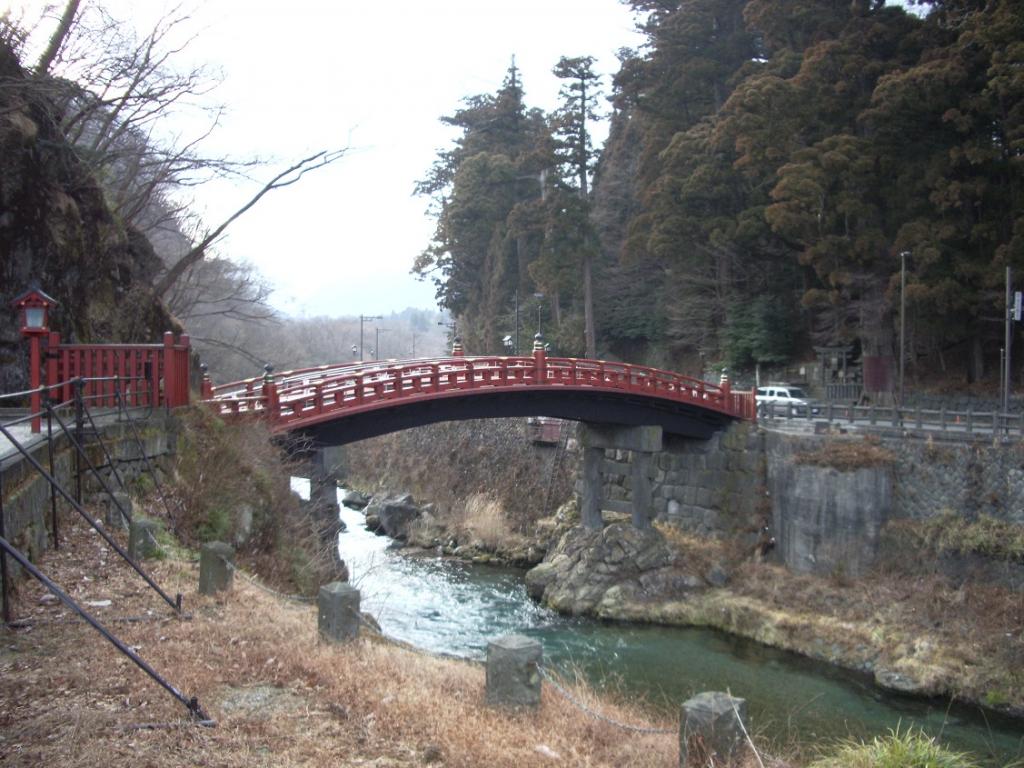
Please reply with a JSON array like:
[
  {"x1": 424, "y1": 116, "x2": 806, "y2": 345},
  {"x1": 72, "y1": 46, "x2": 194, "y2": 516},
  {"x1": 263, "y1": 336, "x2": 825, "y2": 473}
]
[{"x1": 205, "y1": 350, "x2": 756, "y2": 431}]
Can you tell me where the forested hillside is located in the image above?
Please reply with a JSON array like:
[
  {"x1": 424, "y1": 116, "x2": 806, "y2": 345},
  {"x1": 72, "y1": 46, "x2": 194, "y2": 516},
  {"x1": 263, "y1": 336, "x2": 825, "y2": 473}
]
[{"x1": 418, "y1": 0, "x2": 1024, "y2": 388}]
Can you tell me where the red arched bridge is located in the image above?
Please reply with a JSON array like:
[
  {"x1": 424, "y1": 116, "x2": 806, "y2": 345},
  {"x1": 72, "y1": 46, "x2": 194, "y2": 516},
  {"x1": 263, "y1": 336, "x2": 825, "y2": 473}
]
[
  {"x1": 203, "y1": 343, "x2": 756, "y2": 445},
  {"x1": 12, "y1": 329, "x2": 754, "y2": 443}
]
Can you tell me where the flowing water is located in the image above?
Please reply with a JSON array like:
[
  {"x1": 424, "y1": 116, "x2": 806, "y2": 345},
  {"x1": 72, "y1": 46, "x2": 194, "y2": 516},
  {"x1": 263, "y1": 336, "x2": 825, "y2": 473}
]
[{"x1": 294, "y1": 480, "x2": 1023, "y2": 764}]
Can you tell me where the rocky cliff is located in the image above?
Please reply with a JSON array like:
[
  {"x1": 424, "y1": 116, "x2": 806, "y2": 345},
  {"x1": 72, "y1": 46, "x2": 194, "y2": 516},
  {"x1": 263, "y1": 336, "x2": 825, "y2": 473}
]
[{"x1": 0, "y1": 39, "x2": 176, "y2": 392}]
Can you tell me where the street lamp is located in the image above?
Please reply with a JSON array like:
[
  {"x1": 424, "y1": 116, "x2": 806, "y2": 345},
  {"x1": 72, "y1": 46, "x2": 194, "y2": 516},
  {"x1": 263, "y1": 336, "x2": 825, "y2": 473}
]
[
  {"x1": 502, "y1": 334, "x2": 514, "y2": 354},
  {"x1": 12, "y1": 285, "x2": 58, "y2": 433},
  {"x1": 359, "y1": 314, "x2": 382, "y2": 361},
  {"x1": 351, "y1": 344, "x2": 358, "y2": 360}
]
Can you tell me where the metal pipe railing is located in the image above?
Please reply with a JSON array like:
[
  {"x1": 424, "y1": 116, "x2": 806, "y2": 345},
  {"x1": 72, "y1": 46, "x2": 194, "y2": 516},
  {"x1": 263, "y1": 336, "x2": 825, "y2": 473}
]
[
  {"x1": 0, "y1": 533, "x2": 210, "y2": 724},
  {"x1": 0, "y1": 420, "x2": 181, "y2": 614}
]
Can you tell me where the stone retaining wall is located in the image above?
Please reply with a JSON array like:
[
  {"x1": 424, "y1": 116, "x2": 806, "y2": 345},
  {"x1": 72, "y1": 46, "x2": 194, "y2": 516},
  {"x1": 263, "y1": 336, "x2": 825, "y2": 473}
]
[
  {"x1": 590, "y1": 422, "x2": 1024, "y2": 578},
  {"x1": 1, "y1": 414, "x2": 175, "y2": 572},
  {"x1": 893, "y1": 438, "x2": 1024, "y2": 524}
]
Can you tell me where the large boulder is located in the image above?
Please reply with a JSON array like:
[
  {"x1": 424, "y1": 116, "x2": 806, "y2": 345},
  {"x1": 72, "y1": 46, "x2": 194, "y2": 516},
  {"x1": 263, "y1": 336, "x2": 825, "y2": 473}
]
[
  {"x1": 341, "y1": 489, "x2": 370, "y2": 510},
  {"x1": 523, "y1": 523, "x2": 691, "y2": 616},
  {"x1": 377, "y1": 494, "x2": 422, "y2": 540}
]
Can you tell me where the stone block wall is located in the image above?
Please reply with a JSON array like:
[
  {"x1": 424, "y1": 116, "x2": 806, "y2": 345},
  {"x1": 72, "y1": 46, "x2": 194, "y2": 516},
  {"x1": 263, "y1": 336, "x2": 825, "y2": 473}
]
[
  {"x1": 580, "y1": 422, "x2": 766, "y2": 536},
  {"x1": 588, "y1": 422, "x2": 1024, "y2": 579},
  {"x1": 892, "y1": 438, "x2": 1024, "y2": 524},
  {"x1": 1, "y1": 415, "x2": 175, "y2": 576}
]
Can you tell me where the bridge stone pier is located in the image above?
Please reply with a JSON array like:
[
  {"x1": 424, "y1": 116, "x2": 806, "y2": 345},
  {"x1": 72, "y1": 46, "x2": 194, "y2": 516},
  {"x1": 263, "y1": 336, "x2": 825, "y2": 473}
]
[
  {"x1": 579, "y1": 424, "x2": 663, "y2": 530},
  {"x1": 304, "y1": 446, "x2": 345, "y2": 520}
]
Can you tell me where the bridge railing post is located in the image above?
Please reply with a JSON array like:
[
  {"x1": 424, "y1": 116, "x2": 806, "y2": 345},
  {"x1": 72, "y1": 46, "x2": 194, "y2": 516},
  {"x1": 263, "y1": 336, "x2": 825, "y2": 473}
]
[
  {"x1": 261, "y1": 364, "x2": 279, "y2": 417},
  {"x1": 532, "y1": 333, "x2": 546, "y2": 383},
  {"x1": 200, "y1": 364, "x2": 214, "y2": 400}
]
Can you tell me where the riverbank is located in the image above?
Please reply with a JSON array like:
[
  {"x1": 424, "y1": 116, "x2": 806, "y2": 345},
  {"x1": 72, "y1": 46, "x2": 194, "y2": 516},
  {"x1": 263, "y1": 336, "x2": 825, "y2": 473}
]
[
  {"x1": 0, "y1": 511, "x2": 688, "y2": 767},
  {"x1": 346, "y1": 480, "x2": 1024, "y2": 723},
  {"x1": 521, "y1": 518, "x2": 1024, "y2": 723}
]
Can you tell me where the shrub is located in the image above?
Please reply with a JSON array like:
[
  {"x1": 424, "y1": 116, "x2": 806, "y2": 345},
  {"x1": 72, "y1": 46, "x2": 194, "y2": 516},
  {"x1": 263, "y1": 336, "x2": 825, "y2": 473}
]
[
  {"x1": 165, "y1": 406, "x2": 340, "y2": 595},
  {"x1": 794, "y1": 437, "x2": 896, "y2": 470},
  {"x1": 809, "y1": 728, "x2": 979, "y2": 768},
  {"x1": 887, "y1": 512, "x2": 1024, "y2": 563}
]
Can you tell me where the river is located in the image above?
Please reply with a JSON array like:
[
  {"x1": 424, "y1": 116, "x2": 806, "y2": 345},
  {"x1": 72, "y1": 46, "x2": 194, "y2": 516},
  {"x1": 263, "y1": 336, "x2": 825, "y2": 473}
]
[{"x1": 294, "y1": 480, "x2": 1023, "y2": 764}]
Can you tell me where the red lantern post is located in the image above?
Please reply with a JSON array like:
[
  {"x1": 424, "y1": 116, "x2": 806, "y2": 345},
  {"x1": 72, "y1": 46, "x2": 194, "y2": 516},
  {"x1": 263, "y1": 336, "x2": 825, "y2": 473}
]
[{"x1": 11, "y1": 286, "x2": 57, "y2": 433}]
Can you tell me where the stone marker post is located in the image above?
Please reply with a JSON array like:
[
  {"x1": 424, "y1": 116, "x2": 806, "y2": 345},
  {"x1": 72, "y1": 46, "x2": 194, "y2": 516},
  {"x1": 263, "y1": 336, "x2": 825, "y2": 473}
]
[
  {"x1": 128, "y1": 517, "x2": 161, "y2": 559},
  {"x1": 318, "y1": 582, "x2": 360, "y2": 643},
  {"x1": 199, "y1": 542, "x2": 235, "y2": 595},
  {"x1": 679, "y1": 691, "x2": 748, "y2": 767},
  {"x1": 486, "y1": 634, "x2": 542, "y2": 708}
]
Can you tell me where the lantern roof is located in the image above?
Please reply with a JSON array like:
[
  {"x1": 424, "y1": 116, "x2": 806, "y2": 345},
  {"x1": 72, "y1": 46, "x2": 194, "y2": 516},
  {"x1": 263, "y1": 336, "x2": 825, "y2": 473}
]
[{"x1": 11, "y1": 284, "x2": 58, "y2": 309}]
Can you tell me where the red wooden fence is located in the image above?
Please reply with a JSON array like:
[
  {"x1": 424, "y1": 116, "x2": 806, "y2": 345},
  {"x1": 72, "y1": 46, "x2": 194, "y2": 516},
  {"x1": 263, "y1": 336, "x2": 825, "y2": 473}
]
[{"x1": 24, "y1": 332, "x2": 192, "y2": 430}]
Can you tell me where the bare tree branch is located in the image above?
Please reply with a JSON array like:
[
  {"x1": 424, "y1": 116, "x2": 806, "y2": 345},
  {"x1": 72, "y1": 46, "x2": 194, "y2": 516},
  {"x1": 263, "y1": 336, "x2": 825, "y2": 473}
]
[{"x1": 154, "y1": 149, "x2": 347, "y2": 297}]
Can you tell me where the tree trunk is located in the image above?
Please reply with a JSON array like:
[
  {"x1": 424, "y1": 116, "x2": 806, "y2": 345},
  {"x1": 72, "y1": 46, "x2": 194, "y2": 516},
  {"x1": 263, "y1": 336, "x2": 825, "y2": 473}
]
[
  {"x1": 583, "y1": 254, "x2": 595, "y2": 358},
  {"x1": 35, "y1": 0, "x2": 81, "y2": 75}
]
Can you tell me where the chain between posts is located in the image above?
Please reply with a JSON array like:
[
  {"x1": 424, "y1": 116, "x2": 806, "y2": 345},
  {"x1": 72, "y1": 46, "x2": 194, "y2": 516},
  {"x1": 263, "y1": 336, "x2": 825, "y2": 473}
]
[
  {"x1": 217, "y1": 556, "x2": 315, "y2": 604},
  {"x1": 537, "y1": 666, "x2": 675, "y2": 735}
]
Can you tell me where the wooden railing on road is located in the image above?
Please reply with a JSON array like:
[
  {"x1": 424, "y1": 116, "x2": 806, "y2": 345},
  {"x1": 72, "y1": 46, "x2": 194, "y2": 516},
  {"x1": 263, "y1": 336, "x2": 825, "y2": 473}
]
[{"x1": 45, "y1": 332, "x2": 191, "y2": 410}]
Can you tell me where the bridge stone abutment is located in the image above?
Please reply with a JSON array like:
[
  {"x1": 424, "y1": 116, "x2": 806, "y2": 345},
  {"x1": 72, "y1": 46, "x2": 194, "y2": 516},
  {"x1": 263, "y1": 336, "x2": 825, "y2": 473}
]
[{"x1": 579, "y1": 424, "x2": 663, "y2": 530}]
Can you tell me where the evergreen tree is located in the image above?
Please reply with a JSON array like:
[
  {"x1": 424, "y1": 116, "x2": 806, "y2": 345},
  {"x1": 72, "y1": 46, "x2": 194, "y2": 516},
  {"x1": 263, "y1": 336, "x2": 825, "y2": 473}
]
[{"x1": 550, "y1": 55, "x2": 603, "y2": 357}]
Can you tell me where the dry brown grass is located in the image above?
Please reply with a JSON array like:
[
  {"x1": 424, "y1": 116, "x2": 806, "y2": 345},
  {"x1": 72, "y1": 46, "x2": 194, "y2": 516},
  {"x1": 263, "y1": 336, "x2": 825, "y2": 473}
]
[
  {"x1": 0, "y1": 506, "x2": 686, "y2": 767},
  {"x1": 730, "y1": 558, "x2": 1024, "y2": 708},
  {"x1": 654, "y1": 521, "x2": 733, "y2": 573},
  {"x1": 458, "y1": 493, "x2": 522, "y2": 552},
  {"x1": 792, "y1": 437, "x2": 896, "y2": 471}
]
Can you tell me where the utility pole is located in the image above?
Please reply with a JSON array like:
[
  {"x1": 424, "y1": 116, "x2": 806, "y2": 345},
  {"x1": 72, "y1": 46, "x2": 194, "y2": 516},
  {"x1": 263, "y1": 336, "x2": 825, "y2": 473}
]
[
  {"x1": 899, "y1": 251, "x2": 909, "y2": 406},
  {"x1": 514, "y1": 289, "x2": 519, "y2": 355},
  {"x1": 359, "y1": 314, "x2": 382, "y2": 361},
  {"x1": 1005, "y1": 265, "x2": 1012, "y2": 417},
  {"x1": 375, "y1": 327, "x2": 390, "y2": 361},
  {"x1": 411, "y1": 332, "x2": 418, "y2": 357}
]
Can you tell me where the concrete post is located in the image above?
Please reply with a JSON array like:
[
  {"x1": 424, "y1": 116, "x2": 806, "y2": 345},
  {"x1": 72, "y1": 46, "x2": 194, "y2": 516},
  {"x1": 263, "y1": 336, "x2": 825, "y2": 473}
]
[
  {"x1": 318, "y1": 582, "x2": 360, "y2": 643},
  {"x1": 486, "y1": 634, "x2": 542, "y2": 708},
  {"x1": 93, "y1": 491, "x2": 132, "y2": 530},
  {"x1": 581, "y1": 446, "x2": 603, "y2": 529},
  {"x1": 128, "y1": 517, "x2": 161, "y2": 559},
  {"x1": 199, "y1": 542, "x2": 235, "y2": 595},
  {"x1": 631, "y1": 451, "x2": 652, "y2": 530},
  {"x1": 679, "y1": 691, "x2": 748, "y2": 767}
]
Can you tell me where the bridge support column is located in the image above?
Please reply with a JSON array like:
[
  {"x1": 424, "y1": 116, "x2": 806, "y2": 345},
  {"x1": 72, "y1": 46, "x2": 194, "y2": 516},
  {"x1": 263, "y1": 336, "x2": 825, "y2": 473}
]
[
  {"x1": 579, "y1": 424, "x2": 663, "y2": 530},
  {"x1": 307, "y1": 448, "x2": 341, "y2": 513},
  {"x1": 581, "y1": 446, "x2": 603, "y2": 529},
  {"x1": 631, "y1": 450, "x2": 653, "y2": 530}
]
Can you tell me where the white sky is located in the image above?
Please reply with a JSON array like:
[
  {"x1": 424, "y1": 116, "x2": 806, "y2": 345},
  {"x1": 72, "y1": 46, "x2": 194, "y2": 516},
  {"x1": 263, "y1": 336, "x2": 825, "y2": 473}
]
[{"x1": 11, "y1": 1, "x2": 647, "y2": 318}]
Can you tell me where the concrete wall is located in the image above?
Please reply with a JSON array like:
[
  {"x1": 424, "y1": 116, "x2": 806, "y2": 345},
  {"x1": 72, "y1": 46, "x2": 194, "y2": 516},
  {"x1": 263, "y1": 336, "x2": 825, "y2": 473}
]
[
  {"x1": 591, "y1": 422, "x2": 1024, "y2": 578},
  {"x1": 766, "y1": 433, "x2": 892, "y2": 577}
]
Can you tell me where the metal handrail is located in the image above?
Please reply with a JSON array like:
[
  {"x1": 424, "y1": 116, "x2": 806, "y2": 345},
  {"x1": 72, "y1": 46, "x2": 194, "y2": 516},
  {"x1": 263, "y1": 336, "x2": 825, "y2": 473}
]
[
  {"x1": 758, "y1": 401, "x2": 1024, "y2": 436},
  {"x1": 0, "y1": 534, "x2": 210, "y2": 724},
  {"x1": 113, "y1": 386, "x2": 177, "y2": 525},
  {"x1": 0, "y1": 420, "x2": 182, "y2": 613}
]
